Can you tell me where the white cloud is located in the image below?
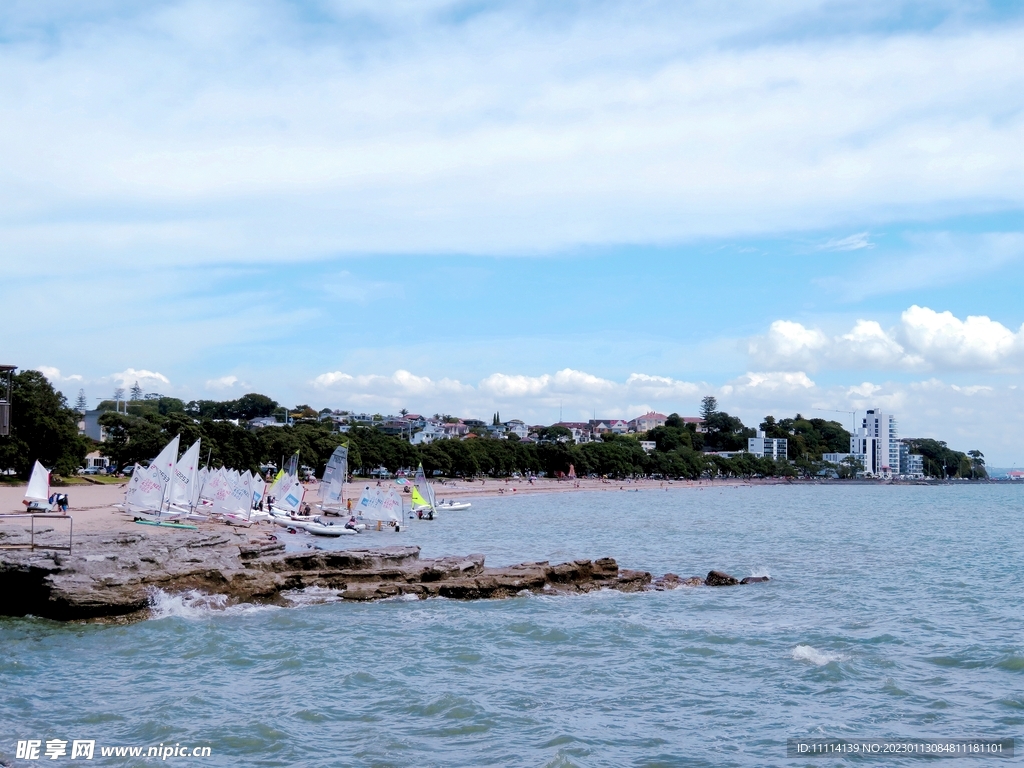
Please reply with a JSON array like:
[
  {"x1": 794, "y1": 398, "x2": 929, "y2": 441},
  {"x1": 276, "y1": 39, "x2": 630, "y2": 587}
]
[
  {"x1": 311, "y1": 367, "x2": 700, "y2": 421},
  {"x1": 205, "y1": 375, "x2": 247, "y2": 391},
  {"x1": 748, "y1": 306, "x2": 1024, "y2": 373},
  {"x1": 36, "y1": 366, "x2": 83, "y2": 383},
  {"x1": 1, "y1": 4, "x2": 1023, "y2": 263},
  {"x1": 305, "y1": 364, "x2": 1021, "y2": 463},
  {"x1": 107, "y1": 368, "x2": 171, "y2": 389},
  {"x1": 818, "y1": 232, "x2": 874, "y2": 251}
]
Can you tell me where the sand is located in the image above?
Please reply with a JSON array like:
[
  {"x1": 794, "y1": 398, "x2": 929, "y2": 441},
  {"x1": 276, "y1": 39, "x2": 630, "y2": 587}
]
[{"x1": 0, "y1": 475, "x2": 744, "y2": 539}]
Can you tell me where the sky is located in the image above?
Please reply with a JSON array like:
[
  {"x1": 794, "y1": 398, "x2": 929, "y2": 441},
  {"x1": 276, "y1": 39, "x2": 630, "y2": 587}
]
[{"x1": 1, "y1": 0, "x2": 1023, "y2": 465}]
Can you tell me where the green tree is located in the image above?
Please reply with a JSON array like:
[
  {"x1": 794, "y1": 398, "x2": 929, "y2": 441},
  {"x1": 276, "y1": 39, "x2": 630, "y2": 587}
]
[
  {"x1": 700, "y1": 396, "x2": 718, "y2": 422},
  {"x1": 0, "y1": 370, "x2": 89, "y2": 477},
  {"x1": 967, "y1": 450, "x2": 986, "y2": 479},
  {"x1": 74, "y1": 389, "x2": 88, "y2": 413},
  {"x1": 130, "y1": 381, "x2": 143, "y2": 401}
]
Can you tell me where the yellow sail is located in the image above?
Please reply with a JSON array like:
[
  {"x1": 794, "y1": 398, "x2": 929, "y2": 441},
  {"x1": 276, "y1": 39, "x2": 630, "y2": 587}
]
[{"x1": 410, "y1": 487, "x2": 429, "y2": 507}]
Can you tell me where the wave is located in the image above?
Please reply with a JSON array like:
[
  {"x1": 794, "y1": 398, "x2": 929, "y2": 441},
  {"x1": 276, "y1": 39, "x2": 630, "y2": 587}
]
[
  {"x1": 792, "y1": 644, "x2": 847, "y2": 666},
  {"x1": 281, "y1": 586, "x2": 344, "y2": 606},
  {"x1": 148, "y1": 589, "x2": 278, "y2": 619},
  {"x1": 749, "y1": 567, "x2": 771, "y2": 579}
]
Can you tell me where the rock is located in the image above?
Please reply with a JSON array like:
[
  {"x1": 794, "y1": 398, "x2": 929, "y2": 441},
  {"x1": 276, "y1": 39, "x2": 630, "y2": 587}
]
[
  {"x1": 705, "y1": 570, "x2": 739, "y2": 587},
  {"x1": 740, "y1": 576, "x2": 770, "y2": 584},
  {"x1": 681, "y1": 577, "x2": 704, "y2": 587},
  {"x1": 653, "y1": 572, "x2": 682, "y2": 590},
  {"x1": 0, "y1": 531, "x2": 661, "y2": 620}
]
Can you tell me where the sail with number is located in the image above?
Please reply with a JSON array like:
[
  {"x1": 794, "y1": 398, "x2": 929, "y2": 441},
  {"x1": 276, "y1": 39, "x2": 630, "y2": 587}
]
[
  {"x1": 169, "y1": 440, "x2": 201, "y2": 510},
  {"x1": 319, "y1": 445, "x2": 348, "y2": 511}
]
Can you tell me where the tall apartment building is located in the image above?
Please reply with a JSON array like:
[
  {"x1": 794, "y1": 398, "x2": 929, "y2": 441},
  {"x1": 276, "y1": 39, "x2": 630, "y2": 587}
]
[
  {"x1": 747, "y1": 431, "x2": 788, "y2": 460},
  {"x1": 850, "y1": 409, "x2": 900, "y2": 476}
]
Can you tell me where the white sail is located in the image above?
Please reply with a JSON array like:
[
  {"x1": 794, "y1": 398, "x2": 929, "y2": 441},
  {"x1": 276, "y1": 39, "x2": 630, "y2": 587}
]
[
  {"x1": 414, "y1": 463, "x2": 436, "y2": 511},
  {"x1": 320, "y1": 445, "x2": 348, "y2": 510},
  {"x1": 266, "y1": 470, "x2": 289, "y2": 501},
  {"x1": 122, "y1": 464, "x2": 143, "y2": 508},
  {"x1": 274, "y1": 477, "x2": 304, "y2": 514},
  {"x1": 354, "y1": 485, "x2": 401, "y2": 523},
  {"x1": 194, "y1": 466, "x2": 209, "y2": 508},
  {"x1": 170, "y1": 440, "x2": 201, "y2": 509},
  {"x1": 205, "y1": 470, "x2": 234, "y2": 514},
  {"x1": 285, "y1": 452, "x2": 299, "y2": 478},
  {"x1": 24, "y1": 461, "x2": 50, "y2": 502},
  {"x1": 127, "y1": 464, "x2": 166, "y2": 512},
  {"x1": 149, "y1": 435, "x2": 181, "y2": 511},
  {"x1": 251, "y1": 475, "x2": 265, "y2": 508}
]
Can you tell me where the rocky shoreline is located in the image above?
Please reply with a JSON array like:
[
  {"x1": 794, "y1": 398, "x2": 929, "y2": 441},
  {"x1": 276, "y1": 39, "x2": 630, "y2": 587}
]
[{"x1": 0, "y1": 529, "x2": 768, "y2": 621}]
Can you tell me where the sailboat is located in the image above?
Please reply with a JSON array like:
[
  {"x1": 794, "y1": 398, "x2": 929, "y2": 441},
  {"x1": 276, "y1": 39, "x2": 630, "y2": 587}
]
[
  {"x1": 353, "y1": 485, "x2": 401, "y2": 531},
  {"x1": 318, "y1": 444, "x2": 348, "y2": 516},
  {"x1": 167, "y1": 440, "x2": 207, "y2": 521},
  {"x1": 409, "y1": 464, "x2": 471, "y2": 514},
  {"x1": 411, "y1": 463, "x2": 437, "y2": 518},
  {"x1": 23, "y1": 461, "x2": 52, "y2": 512},
  {"x1": 125, "y1": 435, "x2": 184, "y2": 522}
]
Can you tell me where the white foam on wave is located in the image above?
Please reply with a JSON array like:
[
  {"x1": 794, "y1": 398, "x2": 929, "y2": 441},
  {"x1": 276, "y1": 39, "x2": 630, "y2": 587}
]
[
  {"x1": 281, "y1": 586, "x2": 343, "y2": 606},
  {"x1": 149, "y1": 589, "x2": 228, "y2": 619},
  {"x1": 792, "y1": 644, "x2": 847, "y2": 665},
  {"x1": 148, "y1": 589, "x2": 279, "y2": 619},
  {"x1": 749, "y1": 567, "x2": 771, "y2": 579}
]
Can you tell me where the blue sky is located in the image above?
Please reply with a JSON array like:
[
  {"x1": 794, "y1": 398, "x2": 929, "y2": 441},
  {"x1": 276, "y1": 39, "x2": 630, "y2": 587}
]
[{"x1": 2, "y1": 1, "x2": 1023, "y2": 464}]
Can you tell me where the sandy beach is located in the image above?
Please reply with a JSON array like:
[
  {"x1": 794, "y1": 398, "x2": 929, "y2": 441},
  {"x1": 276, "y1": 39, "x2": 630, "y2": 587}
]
[{"x1": 0, "y1": 475, "x2": 751, "y2": 538}]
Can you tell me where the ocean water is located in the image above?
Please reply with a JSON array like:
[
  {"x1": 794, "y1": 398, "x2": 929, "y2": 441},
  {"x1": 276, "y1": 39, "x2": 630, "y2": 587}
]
[{"x1": 2, "y1": 483, "x2": 1022, "y2": 767}]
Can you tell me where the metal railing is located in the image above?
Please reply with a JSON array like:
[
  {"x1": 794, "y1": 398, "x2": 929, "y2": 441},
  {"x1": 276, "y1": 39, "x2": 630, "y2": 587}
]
[{"x1": 0, "y1": 513, "x2": 74, "y2": 553}]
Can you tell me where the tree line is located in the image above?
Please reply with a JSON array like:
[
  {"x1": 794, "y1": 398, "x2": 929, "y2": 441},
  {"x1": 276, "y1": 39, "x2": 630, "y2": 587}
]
[{"x1": 0, "y1": 373, "x2": 988, "y2": 481}]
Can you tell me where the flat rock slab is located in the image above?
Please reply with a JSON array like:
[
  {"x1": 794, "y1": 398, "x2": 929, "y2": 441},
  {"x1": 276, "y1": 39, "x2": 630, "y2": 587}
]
[
  {"x1": 0, "y1": 529, "x2": 769, "y2": 621},
  {"x1": 0, "y1": 530, "x2": 655, "y2": 621}
]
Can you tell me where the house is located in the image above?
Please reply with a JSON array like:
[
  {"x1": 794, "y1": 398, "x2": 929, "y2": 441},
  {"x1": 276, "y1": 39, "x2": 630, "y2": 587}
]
[
  {"x1": 556, "y1": 422, "x2": 593, "y2": 443},
  {"x1": 504, "y1": 419, "x2": 530, "y2": 440},
  {"x1": 589, "y1": 419, "x2": 628, "y2": 435},
  {"x1": 84, "y1": 451, "x2": 109, "y2": 470},
  {"x1": 628, "y1": 412, "x2": 667, "y2": 433},
  {"x1": 639, "y1": 441, "x2": 656, "y2": 454},
  {"x1": 442, "y1": 422, "x2": 470, "y2": 438},
  {"x1": 411, "y1": 423, "x2": 448, "y2": 446},
  {"x1": 248, "y1": 416, "x2": 281, "y2": 430},
  {"x1": 681, "y1": 417, "x2": 706, "y2": 433}
]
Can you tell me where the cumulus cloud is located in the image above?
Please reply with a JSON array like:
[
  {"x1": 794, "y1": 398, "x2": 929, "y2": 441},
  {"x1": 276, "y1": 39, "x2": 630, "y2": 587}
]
[
  {"x1": 205, "y1": 375, "x2": 247, "y2": 391},
  {"x1": 305, "y1": 364, "x2": 1020, "y2": 463},
  {"x1": 748, "y1": 306, "x2": 1024, "y2": 373},
  {"x1": 107, "y1": 368, "x2": 171, "y2": 389},
  {"x1": 35, "y1": 366, "x2": 83, "y2": 383},
  {"x1": 312, "y1": 368, "x2": 700, "y2": 420}
]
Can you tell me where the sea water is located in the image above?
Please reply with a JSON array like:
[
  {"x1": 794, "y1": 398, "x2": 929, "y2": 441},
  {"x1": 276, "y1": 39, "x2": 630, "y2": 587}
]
[{"x1": 1, "y1": 484, "x2": 1022, "y2": 767}]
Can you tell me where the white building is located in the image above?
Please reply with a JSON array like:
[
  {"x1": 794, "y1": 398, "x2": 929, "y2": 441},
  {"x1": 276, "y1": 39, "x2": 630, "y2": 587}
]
[
  {"x1": 628, "y1": 412, "x2": 667, "y2": 433},
  {"x1": 639, "y1": 440, "x2": 656, "y2": 454},
  {"x1": 411, "y1": 423, "x2": 448, "y2": 446},
  {"x1": 851, "y1": 409, "x2": 900, "y2": 476},
  {"x1": 504, "y1": 420, "x2": 530, "y2": 440},
  {"x1": 747, "y1": 431, "x2": 788, "y2": 460},
  {"x1": 823, "y1": 452, "x2": 869, "y2": 472}
]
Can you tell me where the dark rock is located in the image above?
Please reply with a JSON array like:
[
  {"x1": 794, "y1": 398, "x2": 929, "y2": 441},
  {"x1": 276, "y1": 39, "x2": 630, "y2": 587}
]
[
  {"x1": 705, "y1": 570, "x2": 739, "y2": 587},
  {"x1": 652, "y1": 573, "x2": 681, "y2": 590},
  {"x1": 739, "y1": 576, "x2": 770, "y2": 584},
  {"x1": 681, "y1": 577, "x2": 704, "y2": 587}
]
